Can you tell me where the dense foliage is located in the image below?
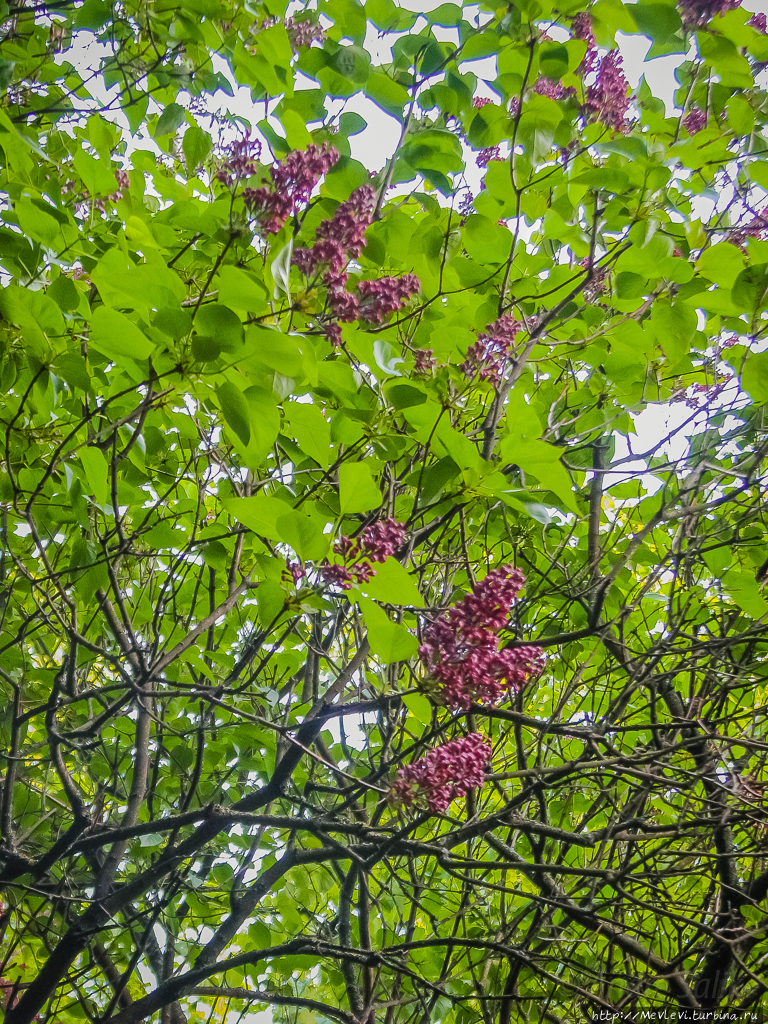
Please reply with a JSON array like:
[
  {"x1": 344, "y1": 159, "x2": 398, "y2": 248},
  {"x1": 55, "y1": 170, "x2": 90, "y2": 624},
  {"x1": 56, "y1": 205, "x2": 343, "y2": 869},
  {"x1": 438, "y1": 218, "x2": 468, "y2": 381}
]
[{"x1": 2, "y1": 0, "x2": 768, "y2": 1021}]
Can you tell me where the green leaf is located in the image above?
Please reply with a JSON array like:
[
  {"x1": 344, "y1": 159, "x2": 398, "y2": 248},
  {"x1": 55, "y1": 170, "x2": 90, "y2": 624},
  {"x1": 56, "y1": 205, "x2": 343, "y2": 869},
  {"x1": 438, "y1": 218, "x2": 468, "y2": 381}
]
[
  {"x1": 284, "y1": 403, "x2": 332, "y2": 468},
  {"x1": 154, "y1": 306, "x2": 192, "y2": 340},
  {"x1": 216, "y1": 266, "x2": 269, "y2": 313},
  {"x1": 722, "y1": 571, "x2": 768, "y2": 618},
  {"x1": 90, "y1": 307, "x2": 155, "y2": 361},
  {"x1": 48, "y1": 276, "x2": 80, "y2": 312},
  {"x1": 463, "y1": 215, "x2": 510, "y2": 264},
  {"x1": 402, "y1": 692, "x2": 433, "y2": 724},
  {"x1": 182, "y1": 125, "x2": 212, "y2": 172},
  {"x1": 732, "y1": 265, "x2": 768, "y2": 314},
  {"x1": 196, "y1": 303, "x2": 244, "y2": 351},
  {"x1": 324, "y1": 157, "x2": 369, "y2": 200},
  {"x1": 427, "y1": 2, "x2": 461, "y2": 25},
  {"x1": 0, "y1": 285, "x2": 64, "y2": 356},
  {"x1": 138, "y1": 833, "x2": 164, "y2": 848},
  {"x1": 270, "y1": 239, "x2": 294, "y2": 299},
  {"x1": 275, "y1": 511, "x2": 328, "y2": 560},
  {"x1": 360, "y1": 557, "x2": 423, "y2": 607},
  {"x1": 357, "y1": 595, "x2": 418, "y2": 663},
  {"x1": 241, "y1": 387, "x2": 280, "y2": 467},
  {"x1": 741, "y1": 350, "x2": 768, "y2": 404},
  {"x1": 79, "y1": 447, "x2": 108, "y2": 507},
  {"x1": 339, "y1": 111, "x2": 367, "y2": 136},
  {"x1": 365, "y1": 70, "x2": 410, "y2": 120},
  {"x1": 366, "y1": 0, "x2": 398, "y2": 29},
  {"x1": 697, "y1": 32, "x2": 753, "y2": 88},
  {"x1": 329, "y1": 45, "x2": 371, "y2": 83},
  {"x1": 217, "y1": 382, "x2": 251, "y2": 446},
  {"x1": 539, "y1": 44, "x2": 569, "y2": 79},
  {"x1": 247, "y1": 326, "x2": 304, "y2": 376},
  {"x1": 630, "y1": 4, "x2": 685, "y2": 57},
  {"x1": 696, "y1": 244, "x2": 745, "y2": 289},
  {"x1": 258, "y1": 580, "x2": 287, "y2": 628},
  {"x1": 155, "y1": 102, "x2": 186, "y2": 137},
  {"x1": 648, "y1": 302, "x2": 697, "y2": 366},
  {"x1": 727, "y1": 95, "x2": 754, "y2": 136},
  {"x1": 74, "y1": 148, "x2": 118, "y2": 195},
  {"x1": 222, "y1": 494, "x2": 294, "y2": 541},
  {"x1": 14, "y1": 199, "x2": 62, "y2": 247},
  {"x1": 500, "y1": 436, "x2": 578, "y2": 513},
  {"x1": 339, "y1": 462, "x2": 382, "y2": 513}
]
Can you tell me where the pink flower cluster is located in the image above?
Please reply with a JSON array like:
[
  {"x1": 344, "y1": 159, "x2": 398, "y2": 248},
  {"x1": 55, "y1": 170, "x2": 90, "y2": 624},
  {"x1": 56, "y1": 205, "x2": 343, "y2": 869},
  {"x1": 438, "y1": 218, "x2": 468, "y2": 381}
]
[
  {"x1": 461, "y1": 316, "x2": 522, "y2": 385},
  {"x1": 534, "y1": 77, "x2": 570, "y2": 100},
  {"x1": 359, "y1": 519, "x2": 406, "y2": 561},
  {"x1": 419, "y1": 566, "x2": 545, "y2": 710},
  {"x1": 293, "y1": 184, "x2": 376, "y2": 304},
  {"x1": 243, "y1": 143, "x2": 339, "y2": 234},
  {"x1": 285, "y1": 15, "x2": 325, "y2": 49},
  {"x1": 216, "y1": 132, "x2": 262, "y2": 187},
  {"x1": 414, "y1": 348, "x2": 436, "y2": 375},
  {"x1": 473, "y1": 96, "x2": 492, "y2": 108},
  {"x1": 285, "y1": 562, "x2": 306, "y2": 585},
  {"x1": 749, "y1": 12, "x2": 767, "y2": 31},
  {"x1": 457, "y1": 191, "x2": 474, "y2": 218},
  {"x1": 477, "y1": 146, "x2": 501, "y2": 168},
  {"x1": 292, "y1": 187, "x2": 419, "y2": 334},
  {"x1": 585, "y1": 50, "x2": 631, "y2": 132},
  {"x1": 357, "y1": 275, "x2": 420, "y2": 322},
  {"x1": 572, "y1": 13, "x2": 598, "y2": 75},
  {"x1": 391, "y1": 733, "x2": 491, "y2": 813},
  {"x1": 684, "y1": 109, "x2": 707, "y2": 135},
  {"x1": 678, "y1": 0, "x2": 741, "y2": 27},
  {"x1": 319, "y1": 520, "x2": 406, "y2": 591},
  {"x1": 571, "y1": 12, "x2": 596, "y2": 46}
]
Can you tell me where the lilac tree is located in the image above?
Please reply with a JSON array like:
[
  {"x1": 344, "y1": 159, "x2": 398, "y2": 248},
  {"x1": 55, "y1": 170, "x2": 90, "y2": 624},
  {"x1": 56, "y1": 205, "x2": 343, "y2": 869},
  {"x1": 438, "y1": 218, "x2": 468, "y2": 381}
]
[{"x1": 1, "y1": 0, "x2": 768, "y2": 1020}]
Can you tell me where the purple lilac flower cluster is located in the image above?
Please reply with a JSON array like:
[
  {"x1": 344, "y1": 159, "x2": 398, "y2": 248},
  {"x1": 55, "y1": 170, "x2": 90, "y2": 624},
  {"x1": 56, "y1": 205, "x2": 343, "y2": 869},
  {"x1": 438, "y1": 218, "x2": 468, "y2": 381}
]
[
  {"x1": 414, "y1": 348, "x2": 437, "y2": 375},
  {"x1": 285, "y1": 562, "x2": 307, "y2": 585},
  {"x1": 534, "y1": 77, "x2": 569, "y2": 100},
  {"x1": 357, "y1": 275, "x2": 421, "y2": 323},
  {"x1": 568, "y1": 16, "x2": 630, "y2": 131},
  {"x1": 684, "y1": 109, "x2": 708, "y2": 135},
  {"x1": 65, "y1": 168, "x2": 130, "y2": 216},
  {"x1": 301, "y1": 193, "x2": 375, "y2": 273},
  {"x1": 319, "y1": 520, "x2": 407, "y2": 591},
  {"x1": 243, "y1": 143, "x2": 339, "y2": 234},
  {"x1": 457, "y1": 192, "x2": 474, "y2": 219},
  {"x1": 461, "y1": 316, "x2": 523, "y2": 385},
  {"x1": 390, "y1": 733, "x2": 492, "y2": 813},
  {"x1": 585, "y1": 50, "x2": 631, "y2": 132},
  {"x1": 477, "y1": 146, "x2": 501, "y2": 168},
  {"x1": 419, "y1": 566, "x2": 546, "y2": 711},
  {"x1": 678, "y1": 0, "x2": 741, "y2": 28},
  {"x1": 216, "y1": 133, "x2": 262, "y2": 187},
  {"x1": 292, "y1": 186, "x2": 419, "y2": 339},
  {"x1": 285, "y1": 15, "x2": 325, "y2": 49},
  {"x1": 572, "y1": 12, "x2": 598, "y2": 74}
]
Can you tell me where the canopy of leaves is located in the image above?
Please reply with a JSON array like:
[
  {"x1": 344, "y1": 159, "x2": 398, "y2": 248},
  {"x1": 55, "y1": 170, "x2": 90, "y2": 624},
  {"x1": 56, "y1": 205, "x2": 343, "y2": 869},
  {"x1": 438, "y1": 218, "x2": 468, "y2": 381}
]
[{"x1": 1, "y1": 0, "x2": 768, "y2": 1021}]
